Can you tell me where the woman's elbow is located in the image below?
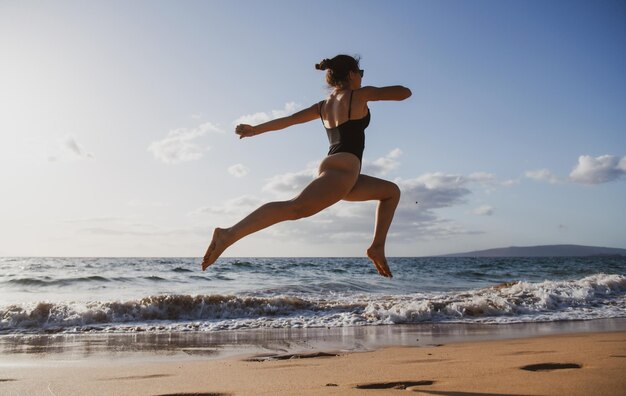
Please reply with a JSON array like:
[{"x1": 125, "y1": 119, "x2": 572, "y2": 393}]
[{"x1": 392, "y1": 86, "x2": 411, "y2": 100}]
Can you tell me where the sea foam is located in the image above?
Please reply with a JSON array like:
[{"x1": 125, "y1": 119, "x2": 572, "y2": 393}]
[{"x1": 1, "y1": 273, "x2": 624, "y2": 334}]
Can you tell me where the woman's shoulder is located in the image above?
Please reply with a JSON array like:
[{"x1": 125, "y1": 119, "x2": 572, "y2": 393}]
[{"x1": 353, "y1": 85, "x2": 377, "y2": 97}]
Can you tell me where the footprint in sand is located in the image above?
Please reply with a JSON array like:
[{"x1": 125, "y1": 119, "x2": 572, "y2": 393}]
[
  {"x1": 506, "y1": 350, "x2": 556, "y2": 356},
  {"x1": 244, "y1": 351, "x2": 339, "y2": 362},
  {"x1": 106, "y1": 374, "x2": 172, "y2": 381},
  {"x1": 520, "y1": 363, "x2": 582, "y2": 372},
  {"x1": 355, "y1": 380, "x2": 435, "y2": 390}
]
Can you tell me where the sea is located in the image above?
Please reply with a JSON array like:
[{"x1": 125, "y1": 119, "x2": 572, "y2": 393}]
[{"x1": 1, "y1": 256, "x2": 625, "y2": 336}]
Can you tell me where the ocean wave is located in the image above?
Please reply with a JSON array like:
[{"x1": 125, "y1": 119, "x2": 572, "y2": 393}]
[
  {"x1": 1, "y1": 273, "x2": 624, "y2": 334},
  {"x1": 143, "y1": 276, "x2": 168, "y2": 282},
  {"x1": 6, "y1": 275, "x2": 111, "y2": 286},
  {"x1": 363, "y1": 273, "x2": 626, "y2": 324},
  {"x1": 172, "y1": 267, "x2": 193, "y2": 273}
]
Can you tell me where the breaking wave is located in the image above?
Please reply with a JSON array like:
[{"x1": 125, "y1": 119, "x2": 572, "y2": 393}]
[{"x1": 1, "y1": 273, "x2": 624, "y2": 334}]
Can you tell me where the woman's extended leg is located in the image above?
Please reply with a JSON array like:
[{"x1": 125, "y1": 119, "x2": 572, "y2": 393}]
[
  {"x1": 202, "y1": 166, "x2": 359, "y2": 270},
  {"x1": 343, "y1": 174, "x2": 401, "y2": 277}
]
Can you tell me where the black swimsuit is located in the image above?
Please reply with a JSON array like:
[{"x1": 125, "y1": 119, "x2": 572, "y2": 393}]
[{"x1": 319, "y1": 90, "x2": 370, "y2": 163}]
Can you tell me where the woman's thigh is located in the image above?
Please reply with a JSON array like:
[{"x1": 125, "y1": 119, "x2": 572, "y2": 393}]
[
  {"x1": 290, "y1": 167, "x2": 359, "y2": 216},
  {"x1": 343, "y1": 174, "x2": 399, "y2": 202}
]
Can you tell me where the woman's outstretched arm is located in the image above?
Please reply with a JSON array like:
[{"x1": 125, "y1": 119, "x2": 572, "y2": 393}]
[
  {"x1": 359, "y1": 85, "x2": 412, "y2": 102},
  {"x1": 236, "y1": 103, "x2": 320, "y2": 139}
]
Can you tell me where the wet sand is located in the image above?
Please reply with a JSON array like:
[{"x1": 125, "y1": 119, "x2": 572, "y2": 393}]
[{"x1": 1, "y1": 322, "x2": 625, "y2": 395}]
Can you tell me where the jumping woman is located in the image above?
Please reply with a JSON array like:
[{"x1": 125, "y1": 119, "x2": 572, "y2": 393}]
[{"x1": 202, "y1": 54, "x2": 411, "y2": 277}]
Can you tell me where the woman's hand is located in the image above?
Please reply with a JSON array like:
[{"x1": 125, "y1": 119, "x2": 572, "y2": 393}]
[{"x1": 235, "y1": 124, "x2": 256, "y2": 139}]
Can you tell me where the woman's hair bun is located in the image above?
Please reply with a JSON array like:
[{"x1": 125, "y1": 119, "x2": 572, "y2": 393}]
[
  {"x1": 315, "y1": 58, "x2": 332, "y2": 71},
  {"x1": 315, "y1": 54, "x2": 360, "y2": 87}
]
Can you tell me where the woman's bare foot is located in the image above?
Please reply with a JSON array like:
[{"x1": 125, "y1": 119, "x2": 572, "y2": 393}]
[
  {"x1": 202, "y1": 228, "x2": 232, "y2": 271},
  {"x1": 366, "y1": 245, "x2": 392, "y2": 278}
]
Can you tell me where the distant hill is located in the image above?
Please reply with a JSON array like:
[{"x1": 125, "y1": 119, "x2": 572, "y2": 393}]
[{"x1": 442, "y1": 244, "x2": 626, "y2": 258}]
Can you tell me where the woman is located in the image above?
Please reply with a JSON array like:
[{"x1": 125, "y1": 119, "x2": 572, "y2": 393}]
[{"x1": 202, "y1": 54, "x2": 411, "y2": 277}]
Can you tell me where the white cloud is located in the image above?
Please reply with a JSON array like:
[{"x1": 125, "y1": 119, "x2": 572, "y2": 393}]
[
  {"x1": 387, "y1": 148, "x2": 402, "y2": 159},
  {"x1": 525, "y1": 169, "x2": 560, "y2": 184},
  {"x1": 467, "y1": 171, "x2": 498, "y2": 193},
  {"x1": 79, "y1": 225, "x2": 200, "y2": 238},
  {"x1": 148, "y1": 122, "x2": 222, "y2": 164},
  {"x1": 44, "y1": 136, "x2": 94, "y2": 162},
  {"x1": 468, "y1": 172, "x2": 496, "y2": 185},
  {"x1": 375, "y1": 172, "x2": 482, "y2": 240},
  {"x1": 501, "y1": 179, "x2": 520, "y2": 187},
  {"x1": 62, "y1": 136, "x2": 94, "y2": 160},
  {"x1": 65, "y1": 215, "x2": 202, "y2": 238},
  {"x1": 228, "y1": 163, "x2": 250, "y2": 178},
  {"x1": 234, "y1": 102, "x2": 301, "y2": 125},
  {"x1": 398, "y1": 173, "x2": 470, "y2": 209},
  {"x1": 362, "y1": 148, "x2": 402, "y2": 176},
  {"x1": 190, "y1": 195, "x2": 264, "y2": 217},
  {"x1": 262, "y1": 164, "x2": 318, "y2": 198},
  {"x1": 569, "y1": 154, "x2": 626, "y2": 185},
  {"x1": 473, "y1": 205, "x2": 494, "y2": 216}
]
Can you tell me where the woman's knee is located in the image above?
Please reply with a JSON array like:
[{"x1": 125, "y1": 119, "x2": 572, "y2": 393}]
[{"x1": 387, "y1": 182, "x2": 401, "y2": 202}]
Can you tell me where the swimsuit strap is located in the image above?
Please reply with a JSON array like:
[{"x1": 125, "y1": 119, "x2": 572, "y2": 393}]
[
  {"x1": 320, "y1": 92, "x2": 358, "y2": 126},
  {"x1": 318, "y1": 100, "x2": 325, "y2": 122},
  {"x1": 348, "y1": 90, "x2": 353, "y2": 119}
]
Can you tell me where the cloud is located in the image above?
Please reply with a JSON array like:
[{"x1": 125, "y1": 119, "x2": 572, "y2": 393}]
[
  {"x1": 45, "y1": 136, "x2": 94, "y2": 162},
  {"x1": 262, "y1": 164, "x2": 318, "y2": 197},
  {"x1": 228, "y1": 163, "x2": 250, "y2": 178},
  {"x1": 362, "y1": 148, "x2": 402, "y2": 176},
  {"x1": 522, "y1": 154, "x2": 626, "y2": 186},
  {"x1": 79, "y1": 226, "x2": 199, "y2": 237},
  {"x1": 468, "y1": 172, "x2": 496, "y2": 185},
  {"x1": 524, "y1": 169, "x2": 561, "y2": 184},
  {"x1": 473, "y1": 205, "x2": 494, "y2": 216},
  {"x1": 569, "y1": 154, "x2": 626, "y2": 185},
  {"x1": 501, "y1": 179, "x2": 520, "y2": 187},
  {"x1": 148, "y1": 122, "x2": 222, "y2": 164},
  {"x1": 190, "y1": 195, "x2": 264, "y2": 217},
  {"x1": 234, "y1": 102, "x2": 301, "y2": 125},
  {"x1": 66, "y1": 215, "x2": 202, "y2": 238},
  {"x1": 63, "y1": 136, "x2": 94, "y2": 159},
  {"x1": 398, "y1": 173, "x2": 471, "y2": 210},
  {"x1": 358, "y1": 172, "x2": 483, "y2": 240}
]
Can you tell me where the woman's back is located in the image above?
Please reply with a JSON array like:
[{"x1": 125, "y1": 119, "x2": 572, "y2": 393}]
[
  {"x1": 320, "y1": 89, "x2": 369, "y2": 128},
  {"x1": 320, "y1": 89, "x2": 371, "y2": 163}
]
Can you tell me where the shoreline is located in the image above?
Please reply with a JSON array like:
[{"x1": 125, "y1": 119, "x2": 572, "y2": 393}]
[
  {"x1": 1, "y1": 318, "x2": 625, "y2": 363},
  {"x1": 1, "y1": 325, "x2": 625, "y2": 395}
]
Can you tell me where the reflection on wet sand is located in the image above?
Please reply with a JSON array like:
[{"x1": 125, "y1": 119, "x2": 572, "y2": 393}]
[{"x1": 1, "y1": 318, "x2": 625, "y2": 363}]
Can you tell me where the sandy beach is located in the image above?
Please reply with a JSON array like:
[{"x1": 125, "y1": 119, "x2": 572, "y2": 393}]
[{"x1": 1, "y1": 327, "x2": 625, "y2": 396}]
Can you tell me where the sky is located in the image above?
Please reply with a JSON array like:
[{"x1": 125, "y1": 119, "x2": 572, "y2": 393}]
[{"x1": 1, "y1": 0, "x2": 625, "y2": 257}]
